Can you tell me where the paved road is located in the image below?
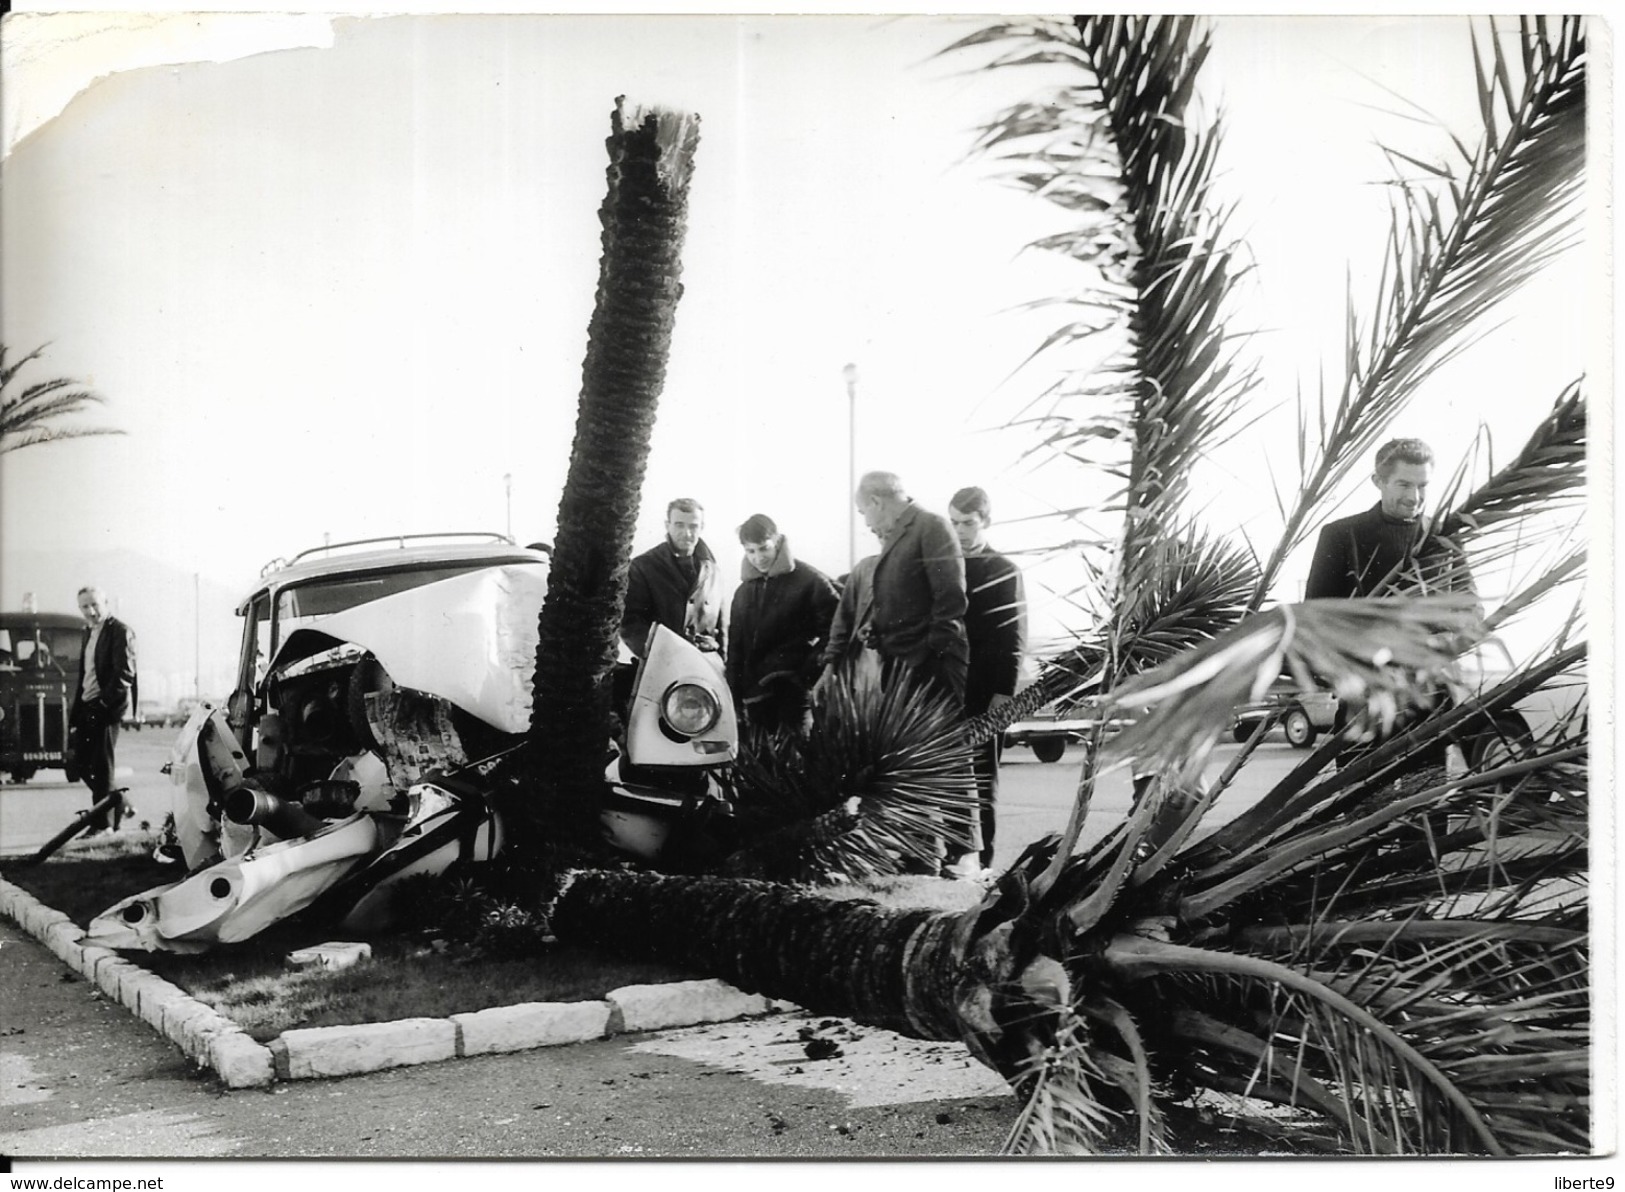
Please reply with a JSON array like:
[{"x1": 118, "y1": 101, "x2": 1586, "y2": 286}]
[
  {"x1": 0, "y1": 725, "x2": 1315, "y2": 865},
  {"x1": 0, "y1": 727, "x2": 180, "y2": 858},
  {"x1": 0, "y1": 916, "x2": 1014, "y2": 1162},
  {"x1": 993, "y1": 733, "x2": 1308, "y2": 869}
]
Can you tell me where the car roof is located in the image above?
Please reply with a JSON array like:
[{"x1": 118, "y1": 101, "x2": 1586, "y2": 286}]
[{"x1": 239, "y1": 536, "x2": 551, "y2": 608}]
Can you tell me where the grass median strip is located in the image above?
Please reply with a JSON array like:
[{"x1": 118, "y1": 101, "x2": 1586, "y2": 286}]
[{"x1": 0, "y1": 839, "x2": 697, "y2": 1043}]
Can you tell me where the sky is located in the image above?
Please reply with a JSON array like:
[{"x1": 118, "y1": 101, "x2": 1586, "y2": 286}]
[{"x1": 0, "y1": 9, "x2": 1603, "y2": 703}]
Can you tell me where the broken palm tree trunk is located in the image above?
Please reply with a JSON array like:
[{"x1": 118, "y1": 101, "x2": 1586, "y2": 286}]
[
  {"x1": 549, "y1": 597, "x2": 1591, "y2": 1155},
  {"x1": 527, "y1": 99, "x2": 701, "y2": 855}
]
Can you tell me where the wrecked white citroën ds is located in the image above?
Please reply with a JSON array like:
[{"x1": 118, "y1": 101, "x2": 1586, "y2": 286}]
[{"x1": 87, "y1": 532, "x2": 739, "y2": 953}]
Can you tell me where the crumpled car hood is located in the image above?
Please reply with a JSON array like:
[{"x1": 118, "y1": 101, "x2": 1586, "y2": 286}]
[{"x1": 272, "y1": 563, "x2": 548, "y2": 734}]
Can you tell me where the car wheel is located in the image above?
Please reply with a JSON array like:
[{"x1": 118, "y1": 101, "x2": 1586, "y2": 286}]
[
  {"x1": 1031, "y1": 736, "x2": 1067, "y2": 764},
  {"x1": 1466, "y1": 713, "x2": 1536, "y2": 773},
  {"x1": 1283, "y1": 706, "x2": 1317, "y2": 748},
  {"x1": 10, "y1": 767, "x2": 35, "y2": 784},
  {"x1": 1231, "y1": 722, "x2": 1254, "y2": 744}
]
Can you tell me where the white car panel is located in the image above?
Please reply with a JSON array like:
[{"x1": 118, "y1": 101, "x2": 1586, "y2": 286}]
[{"x1": 277, "y1": 563, "x2": 548, "y2": 734}]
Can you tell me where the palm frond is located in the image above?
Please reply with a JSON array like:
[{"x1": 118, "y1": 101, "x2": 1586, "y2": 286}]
[
  {"x1": 1000, "y1": 1008, "x2": 1126, "y2": 1155},
  {"x1": 1108, "y1": 526, "x2": 1260, "y2": 680},
  {"x1": 1076, "y1": 15, "x2": 1261, "y2": 547},
  {"x1": 1105, "y1": 933, "x2": 1587, "y2": 1153},
  {"x1": 949, "y1": 16, "x2": 1260, "y2": 571},
  {"x1": 0, "y1": 343, "x2": 122, "y2": 452},
  {"x1": 1100, "y1": 596, "x2": 1482, "y2": 785},
  {"x1": 1435, "y1": 381, "x2": 1585, "y2": 545},
  {"x1": 1253, "y1": 17, "x2": 1587, "y2": 604},
  {"x1": 1182, "y1": 638, "x2": 1584, "y2": 882},
  {"x1": 725, "y1": 657, "x2": 978, "y2": 882}
]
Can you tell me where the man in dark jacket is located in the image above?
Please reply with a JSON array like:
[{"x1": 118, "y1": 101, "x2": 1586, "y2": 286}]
[
  {"x1": 831, "y1": 471, "x2": 969, "y2": 705},
  {"x1": 1305, "y1": 438, "x2": 1474, "y2": 599},
  {"x1": 620, "y1": 498, "x2": 724, "y2": 659},
  {"x1": 726, "y1": 513, "x2": 838, "y2": 733},
  {"x1": 1304, "y1": 438, "x2": 1474, "y2": 774},
  {"x1": 945, "y1": 487, "x2": 1027, "y2": 873},
  {"x1": 70, "y1": 586, "x2": 137, "y2": 833}
]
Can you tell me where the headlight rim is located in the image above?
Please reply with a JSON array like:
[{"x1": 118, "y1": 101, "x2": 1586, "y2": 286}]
[{"x1": 659, "y1": 680, "x2": 721, "y2": 738}]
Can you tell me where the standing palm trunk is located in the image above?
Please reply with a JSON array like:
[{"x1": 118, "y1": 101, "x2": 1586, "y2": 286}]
[{"x1": 527, "y1": 100, "x2": 701, "y2": 854}]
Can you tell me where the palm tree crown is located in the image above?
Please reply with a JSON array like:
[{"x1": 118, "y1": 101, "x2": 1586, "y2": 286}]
[{"x1": 0, "y1": 345, "x2": 122, "y2": 454}]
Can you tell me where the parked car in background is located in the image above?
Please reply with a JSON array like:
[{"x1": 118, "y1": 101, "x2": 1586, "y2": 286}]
[
  {"x1": 1225, "y1": 636, "x2": 1584, "y2": 762},
  {"x1": 1005, "y1": 703, "x2": 1091, "y2": 763},
  {"x1": 0, "y1": 610, "x2": 84, "y2": 783},
  {"x1": 1229, "y1": 677, "x2": 1340, "y2": 749},
  {"x1": 1003, "y1": 683, "x2": 1129, "y2": 763},
  {"x1": 1451, "y1": 636, "x2": 1585, "y2": 772}
]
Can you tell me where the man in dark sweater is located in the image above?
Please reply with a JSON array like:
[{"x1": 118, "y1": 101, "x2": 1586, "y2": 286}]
[
  {"x1": 945, "y1": 487, "x2": 1027, "y2": 874},
  {"x1": 1305, "y1": 438, "x2": 1472, "y2": 599},
  {"x1": 1304, "y1": 438, "x2": 1474, "y2": 772}
]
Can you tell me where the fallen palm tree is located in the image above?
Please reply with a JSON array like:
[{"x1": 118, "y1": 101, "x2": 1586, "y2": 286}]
[
  {"x1": 553, "y1": 595, "x2": 1588, "y2": 1154},
  {"x1": 537, "y1": 15, "x2": 1590, "y2": 1155}
]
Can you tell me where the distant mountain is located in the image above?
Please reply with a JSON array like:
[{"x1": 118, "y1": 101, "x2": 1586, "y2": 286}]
[{"x1": 2, "y1": 548, "x2": 244, "y2": 707}]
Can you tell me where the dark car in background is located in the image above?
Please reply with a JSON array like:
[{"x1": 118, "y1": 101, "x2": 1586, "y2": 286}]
[{"x1": 0, "y1": 610, "x2": 85, "y2": 783}]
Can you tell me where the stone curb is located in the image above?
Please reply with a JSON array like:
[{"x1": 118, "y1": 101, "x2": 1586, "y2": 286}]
[
  {"x1": 0, "y1": 875, "x2": 277, "y2": 1089},
  {"x1": 1, "y1": 875, "x2": 786, "y2": 1088}
]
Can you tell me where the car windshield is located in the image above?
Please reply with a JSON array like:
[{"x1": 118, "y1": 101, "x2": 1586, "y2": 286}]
[
  {"x1": 0, "y1": 625, "x2": 84, "y2": 672},
  {"x1": 43, "y1": 628, "x2": 85, "y2": 669}
]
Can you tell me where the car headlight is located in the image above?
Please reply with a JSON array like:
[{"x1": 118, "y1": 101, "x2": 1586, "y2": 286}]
[{"x1": 661, "y1": 682, "x2": 720, "y2": 738}]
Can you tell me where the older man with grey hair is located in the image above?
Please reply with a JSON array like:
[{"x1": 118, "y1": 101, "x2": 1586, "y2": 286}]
[{"x1": 823, "y1": 470, "x2": 969, "y2": 706}]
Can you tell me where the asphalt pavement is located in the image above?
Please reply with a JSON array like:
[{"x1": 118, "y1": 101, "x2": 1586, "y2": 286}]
[
  {"x1": 0, "y1": 726, "x2": 1311, "y2": 865},
  {"x1": 1, "y1": 915, "x2": 1014, "y2": 1161}
]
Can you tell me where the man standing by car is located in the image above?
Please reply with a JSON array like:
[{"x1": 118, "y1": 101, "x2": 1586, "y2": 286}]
[
  {"x1": 621, "y1": 497, "x2": 724, "y2": 658},
  {"x1": 944, "y1": 486, "x2": 1027, "y2": 875},
  {"x1": 70, "y1": 586, "x2": 137, "y2": 834},
  {"x1": 726, "y1": 513, "x2": 839, "y2": 734},
  {"x1": 828, "y1": 471, "x2": 969, "y2": 706}
]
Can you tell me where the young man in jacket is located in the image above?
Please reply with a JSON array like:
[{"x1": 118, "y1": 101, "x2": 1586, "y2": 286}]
[
  {"x1": 620, "y1": 498, "x2": 724, "y2": 658},
  {"x1": 726, "y1": 513, "x2": 838, "y2": 733},
  {"x1": 70, "y1": 586, "x2": 137, "y2": 833},
  {"x1": 945, "y1": 487, "x2": 1027, "y2": 875},
  {"x1": 1304, "y1": 438, "x2": 1475, "y2": 775},
  {"x1": 1305, "y1": 438, "x2": 1473, "y2": 600}
]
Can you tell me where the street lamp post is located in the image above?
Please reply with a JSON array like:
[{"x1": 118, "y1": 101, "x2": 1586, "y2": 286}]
[
  {"x1": 842, "y1": 363, "x2": 859, "y2": 568},
  {"x1": 503, "y1": 473, "x2": 513, "y2": 541}
]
